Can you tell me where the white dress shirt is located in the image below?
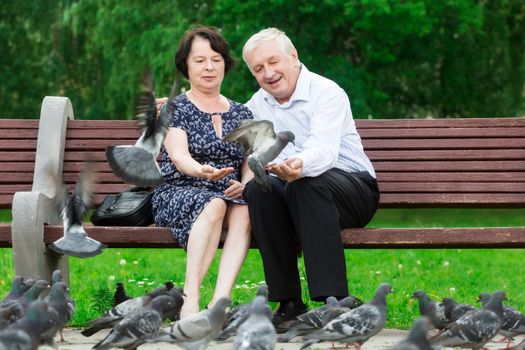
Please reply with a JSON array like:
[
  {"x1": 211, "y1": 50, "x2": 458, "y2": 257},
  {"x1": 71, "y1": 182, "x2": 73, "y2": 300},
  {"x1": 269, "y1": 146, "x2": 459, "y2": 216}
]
[{"x1": 246, "y1": 64, "x2": 376, "y2": 178}]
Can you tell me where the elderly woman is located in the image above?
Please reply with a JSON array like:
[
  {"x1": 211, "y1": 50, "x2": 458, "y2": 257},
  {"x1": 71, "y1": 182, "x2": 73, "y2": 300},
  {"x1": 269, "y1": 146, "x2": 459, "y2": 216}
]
[{"x1": 153, "y1": 26, "x2": 253, "y2": 318}]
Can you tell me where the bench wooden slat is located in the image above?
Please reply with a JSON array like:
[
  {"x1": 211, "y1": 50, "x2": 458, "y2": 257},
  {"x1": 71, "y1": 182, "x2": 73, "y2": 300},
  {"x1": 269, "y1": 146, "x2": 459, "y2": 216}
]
[
  {"x1": 2, "y1": 225, "x2": 523, "y2": 249},
  {"x1": 379, "y1": 182, "x2": 525, "y2": 193},
  {"x1": 366, "y1": 149, "x2": 525, "y2": 161},
  {"x1": 355, "y1": 118, "x2": 525, "y2": 128},
  {"x1": 374, "y1": 160, "x2": 525, "y2": 172},
  {"x1": 359, "y1": 127, "x2": 525, "y2": 138},
  {"x1": 363, "y1": 138, "x2": 525, "y2": 150},
  {"x1": 379, "y1": 193, "x2": 525, "y2": 207},
  {"x1": 377, "y1": 172, "x2": 525, "y2": 182}
]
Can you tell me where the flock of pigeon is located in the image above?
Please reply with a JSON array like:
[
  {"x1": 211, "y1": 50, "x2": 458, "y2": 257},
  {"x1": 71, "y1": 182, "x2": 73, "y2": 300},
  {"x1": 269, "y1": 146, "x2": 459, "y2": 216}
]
[{"x1": 2, "y1": 277, "x2": 524, "y2": 350}]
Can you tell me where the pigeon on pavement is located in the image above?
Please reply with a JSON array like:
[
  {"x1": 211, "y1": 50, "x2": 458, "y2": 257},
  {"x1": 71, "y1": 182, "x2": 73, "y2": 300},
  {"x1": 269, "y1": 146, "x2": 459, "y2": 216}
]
[
  {"x1": 81, "y1": 284, "x2": 168, "y2": 337},
  {"x1": 233, "y1": 295, "x2": 276, "y2": 350},
  {"x1": 300, "y1": 283, "x2": 393, "y2": 350},
  {"x1": 279, "y1": 296, "x2": 356, "y2": 342},
  {"x1": 154, "y1": 297, "x2": 231, "y2": 350},
  {"x1": 48, "y1": 162, "x2": 106, "y2": 258},
  {"x1": 0, "y1": 302, "x2": 54, "y2": 350},
  {"x1": 412, "y1": 290, "x2": 449, "y2": 332},
  {"x1": 478, "y1": 291, "x2": 525, "y2": 345},
  {"x1": 429, "y1": 290, "x2": 506, "y2": 350},
  {"x1": 0, "y1": 276, "x2": 25, "y2": 306},
  {"x1": 218, "y1": 284, "x2": 270, "y2": 340},
  {"x1": 93, "y1": 295, "x2": 175, "y2": 350},
  {"x1": 113, "y1": 282, "x2": 132, "y2": 307},
  {"x1": 222, "y1": 120, "x2": 295, "y2": 192},
  {"x1": 385, "y1": 317, "x2": 432, "y2": 350},
  {"x1": 41, "y1": 281, "x2": 71, "y2": 345},
  {"x1": 164, "y1": 286, "x2": 185, "y2": 322},
  {"x1": 442, "y1": 297, "x2": 476, "y2": 323},
  {"x1": 106, "y1": 66, "x2": 177, "y2": 187}
]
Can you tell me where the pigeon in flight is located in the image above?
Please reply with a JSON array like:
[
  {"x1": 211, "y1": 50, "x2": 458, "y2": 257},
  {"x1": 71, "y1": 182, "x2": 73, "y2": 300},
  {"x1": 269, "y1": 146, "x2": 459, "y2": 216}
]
[
  {"x1": 106, "y1": 66, "x2": 177, "y2": 187},
  {"x1": 48, "y1": 162, "x2": 106, "y2": 258},
  {"x1": 429, "y1": 290, "x2": 506, "y2": 350},
  {"x1": 223, "y1": 120, "x2": 295, "y2": 191}
]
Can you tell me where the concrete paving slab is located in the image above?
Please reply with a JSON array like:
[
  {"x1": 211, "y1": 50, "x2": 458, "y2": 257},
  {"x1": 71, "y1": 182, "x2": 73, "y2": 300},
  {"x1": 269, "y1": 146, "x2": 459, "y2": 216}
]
[{"x1": 38, "y1": 328, "x2": 521, "y2": 349}]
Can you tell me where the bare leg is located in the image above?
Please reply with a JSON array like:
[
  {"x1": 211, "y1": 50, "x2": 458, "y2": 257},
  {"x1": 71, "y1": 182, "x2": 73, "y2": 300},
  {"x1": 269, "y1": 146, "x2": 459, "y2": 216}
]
[
  {"x1": 180, "y1": 198, "x2": 227, "y2": 318},
  {"x1": 208, "y1": 203, "x2": 251, "y2": 307}
]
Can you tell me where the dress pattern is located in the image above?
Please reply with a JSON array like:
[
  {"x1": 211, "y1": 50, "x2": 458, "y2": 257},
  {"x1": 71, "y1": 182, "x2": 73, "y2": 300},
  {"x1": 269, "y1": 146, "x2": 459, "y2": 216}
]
[{"x1": 152, "y1": 94, "x2": 253, "y2": 248}]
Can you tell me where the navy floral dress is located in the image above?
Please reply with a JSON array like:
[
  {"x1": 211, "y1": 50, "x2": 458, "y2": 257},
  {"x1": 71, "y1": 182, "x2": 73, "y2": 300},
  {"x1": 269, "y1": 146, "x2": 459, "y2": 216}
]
[{"x1": 152, "y1": 94, "x2": 253, "y2": 249}]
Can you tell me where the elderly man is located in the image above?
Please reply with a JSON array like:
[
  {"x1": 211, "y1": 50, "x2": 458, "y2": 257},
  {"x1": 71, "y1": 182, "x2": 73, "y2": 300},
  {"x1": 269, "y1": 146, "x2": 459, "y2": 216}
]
[{"x1": 242, "y1": 28, "x2": 380, "y2": 331}]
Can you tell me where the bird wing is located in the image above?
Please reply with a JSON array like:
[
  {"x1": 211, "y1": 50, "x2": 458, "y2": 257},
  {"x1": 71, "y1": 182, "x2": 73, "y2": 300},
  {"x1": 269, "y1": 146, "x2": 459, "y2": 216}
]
[
  {"x1": 434, "y1": 309, "x2": 501, "y2": 346},
  {"x1": 223, "y1": 120, "x2": 276, "y2": 156},
  {"x1": 68, "y1": 162, "x2": 96, "y2": 225},
  {"x1": 167, "y1": 313, "x2": 212, "y2": 341},
  {"x1": 135, "y1": 66, "x2": 158, "y2": 139}
]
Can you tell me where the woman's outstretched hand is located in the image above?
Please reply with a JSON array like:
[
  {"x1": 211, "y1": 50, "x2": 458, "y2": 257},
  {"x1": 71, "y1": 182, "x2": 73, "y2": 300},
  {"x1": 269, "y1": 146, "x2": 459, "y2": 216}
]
[{"x1": 201, "y1": 164, "x2": 234, "y2": 181}]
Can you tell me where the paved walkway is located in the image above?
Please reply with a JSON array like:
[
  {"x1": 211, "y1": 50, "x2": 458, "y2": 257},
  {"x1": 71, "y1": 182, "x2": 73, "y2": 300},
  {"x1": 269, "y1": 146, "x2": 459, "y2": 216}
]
[{"x1": 41, "y1": 328, "x2": 520, "y2": 349}]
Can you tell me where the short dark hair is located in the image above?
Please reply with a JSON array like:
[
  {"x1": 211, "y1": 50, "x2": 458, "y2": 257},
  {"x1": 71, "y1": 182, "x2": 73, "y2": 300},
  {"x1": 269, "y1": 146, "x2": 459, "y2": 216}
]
[{"x1": 175, "y1": 26, "x2": 235, "y2": 79}]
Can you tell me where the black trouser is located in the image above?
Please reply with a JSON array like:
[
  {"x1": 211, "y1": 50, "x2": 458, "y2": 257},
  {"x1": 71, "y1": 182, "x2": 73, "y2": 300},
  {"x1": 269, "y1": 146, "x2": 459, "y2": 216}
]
[{"x1": 244, "y1": 169, "x2": 380, "y2": 302}]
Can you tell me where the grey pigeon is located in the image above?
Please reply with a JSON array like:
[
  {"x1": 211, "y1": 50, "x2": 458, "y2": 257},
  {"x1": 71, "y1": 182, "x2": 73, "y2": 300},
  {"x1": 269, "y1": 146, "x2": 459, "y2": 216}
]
[
  {"x1": 106, "y1": 66, "x2": 177, "y2": 187},
  {"x1": 233, "y1": 295, "x2": 276, "y2": 350},
  {"x1": 0, "y1": 303, "x2": 24, "y2": 331},
  {"x1": 300, "y1": 283, "x2": 393, "y2": 350},
  {"x1": 223, "y1": 120, "x2": 295, "y2": 192},
  {"x1": 385, "y1": 317, "x2": 432, "y2": 350},
  {"x1": 93, "y1": 295, "x2": 175, "y2": 350},
  {"x1": 41, "y1": 282, "x2": 71, "y2": 345},
  {"x1": 429, "y1": 290, "x2": 506, "y2": 350},
  {"x1": 48, "y1": 162, "x2": 107, "y2": 258},
  {"x1": 479, "y1": 291, "x2": 525, "y2": 344},
  {"x1": 0, "y1": 302, "x2": 53, "y2": 350},
  {"x1": 81, "y1": 284, "x2": 167, "y2": 337},
  {"x1": 164, "y1": 286, "x2": 185, "y2": 322},
  {"x1": 154, "y1": 297, "x2": 231, "y2": 350},
  {"x1": 5, "y1": 280, "x2": 50, "y2": 313},
  {"x1": 113, "y1": 282, "x2": 132, "y2": 307},
  {"x1": 18, "y1": 279, "x2": 35, "y2": 295},
  {"x1": 442, "y1": 297, "x2": 476, "y2": 323},
  {"x1": 0, "y1": 276, "x2": 25, "y2": 306},
  {"x1": 218, "y1": 284, "x2": 270, "y2": 340},
  {"x1": 412, "y1": 290, "x2": 449, "y2": 331},
  {"x1": 279, "y1": 296, "x2": 358, "y2": 342}
]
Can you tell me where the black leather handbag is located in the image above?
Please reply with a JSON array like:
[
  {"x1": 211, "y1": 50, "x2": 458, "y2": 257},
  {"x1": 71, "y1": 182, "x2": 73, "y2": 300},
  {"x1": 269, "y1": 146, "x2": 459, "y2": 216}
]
[{"x1": 90, "y1": 187, "x2": 154, "y2": 226}]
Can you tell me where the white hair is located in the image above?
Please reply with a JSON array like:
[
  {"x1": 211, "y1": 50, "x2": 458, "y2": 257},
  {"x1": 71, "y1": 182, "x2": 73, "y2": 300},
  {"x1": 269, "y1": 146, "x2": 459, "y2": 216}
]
[{"x1": 242, "y1": 27, "x2": 296, "y2": 66}]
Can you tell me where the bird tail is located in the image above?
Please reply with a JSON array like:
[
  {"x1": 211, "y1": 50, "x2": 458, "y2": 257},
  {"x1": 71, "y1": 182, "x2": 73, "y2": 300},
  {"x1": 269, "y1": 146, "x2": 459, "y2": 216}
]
[
  {"x1": 48, "y1": 233, "x2": 106, "y2": 258},
  {"x1": 81, "y1": 324, "x2": 106, "y2": 337},
  {"x1": 106, "y1": 145, "x2": 164, "y2": 187},
  {"x1": 278, "y1": 328, "x2": 299, "y2": 342}
]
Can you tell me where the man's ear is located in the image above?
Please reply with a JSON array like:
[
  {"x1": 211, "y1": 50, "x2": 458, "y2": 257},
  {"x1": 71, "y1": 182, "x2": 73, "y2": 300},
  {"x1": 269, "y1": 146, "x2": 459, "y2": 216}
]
[{"x1": 291, "y1": 49, "x2": 299, "y2": 63}]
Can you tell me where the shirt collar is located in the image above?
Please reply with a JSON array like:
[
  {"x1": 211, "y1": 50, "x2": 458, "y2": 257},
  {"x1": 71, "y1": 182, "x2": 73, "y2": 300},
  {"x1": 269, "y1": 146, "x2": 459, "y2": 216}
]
[{"x1": 262, "y1": 64, "x2": 310, "y2": 107}]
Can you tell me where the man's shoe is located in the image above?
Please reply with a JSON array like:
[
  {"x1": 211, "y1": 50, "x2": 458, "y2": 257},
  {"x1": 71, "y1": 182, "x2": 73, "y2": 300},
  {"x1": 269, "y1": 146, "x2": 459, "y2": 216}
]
[{"x1": 272, "y1": 300, "x2": 308, "y2": 333}]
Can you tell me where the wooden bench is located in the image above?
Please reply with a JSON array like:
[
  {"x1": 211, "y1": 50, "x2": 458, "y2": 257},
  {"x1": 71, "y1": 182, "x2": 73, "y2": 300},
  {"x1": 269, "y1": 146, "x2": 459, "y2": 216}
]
[{"x1": 1, "y1": 96, "x2": 524, "y2": 283}]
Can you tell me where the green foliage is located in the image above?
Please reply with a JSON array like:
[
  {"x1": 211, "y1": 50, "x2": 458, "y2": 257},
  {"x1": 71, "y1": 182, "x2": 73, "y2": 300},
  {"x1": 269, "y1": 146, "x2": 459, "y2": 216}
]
[
  {"x1": 90, "y1": 284, "x2": 113, "y2": 315},
  {"x1": 0, "y1": 0, "x2": 524, "y2": 119}
]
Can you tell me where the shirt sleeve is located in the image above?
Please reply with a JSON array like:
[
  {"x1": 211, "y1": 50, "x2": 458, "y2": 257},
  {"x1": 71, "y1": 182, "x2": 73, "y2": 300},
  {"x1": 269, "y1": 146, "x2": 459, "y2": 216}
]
[
  {"x1": 295, "y1": 86, "x2": 350, "y2": 177},
  {"x1": 245, "y1": 96, "x2": 261, "y2": 121}
]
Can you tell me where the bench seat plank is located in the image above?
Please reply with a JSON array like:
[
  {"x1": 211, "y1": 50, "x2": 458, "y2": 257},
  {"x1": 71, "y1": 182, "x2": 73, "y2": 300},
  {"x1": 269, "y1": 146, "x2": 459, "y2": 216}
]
[{"x1": 2, "y1": 224, "x2": 524, "y2": 249}]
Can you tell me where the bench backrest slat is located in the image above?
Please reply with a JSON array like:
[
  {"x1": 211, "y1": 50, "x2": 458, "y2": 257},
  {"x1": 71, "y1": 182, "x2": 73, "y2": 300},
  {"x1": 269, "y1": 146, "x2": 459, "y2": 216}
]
[{"x1": 1, "y1": 117, "x2": 524, "y2": 209}]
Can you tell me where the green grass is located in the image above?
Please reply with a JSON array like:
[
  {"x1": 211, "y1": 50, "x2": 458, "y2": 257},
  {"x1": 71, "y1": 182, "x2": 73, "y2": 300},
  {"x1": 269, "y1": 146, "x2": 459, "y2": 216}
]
[{"x1": 1, "y1": 208, "x2": 524, "y2": 329}]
